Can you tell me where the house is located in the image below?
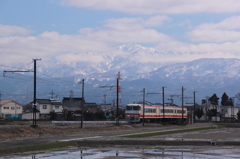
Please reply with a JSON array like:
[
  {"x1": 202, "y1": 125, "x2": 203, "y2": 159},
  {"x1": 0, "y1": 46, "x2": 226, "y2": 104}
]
[
  {"x1": 22, "y1": 108, "x2": 40, "y2": 120},
  {"x1": 0, "y1": 100, "x2": 23, "y2": 119},
  {"x1": 183, "y1": 103, "x2": 200, "y2": 113},
  {"x1": 85, "y1": 103, "x2": 99, "y2": 113},
  {"x1": 198, "y1": 103, "x2": 239, "y2": 122},
  {"x1": 62, "y1": 98, "x2": 102, "y2": 119},
  {"x1": 27, "y1": 99, "x2": 63, "y2": 119},
  {"x1": 62, "y1": 97, "x2": 85, "y2": 111},
  {"x1": 100, "y1": 103, "x2": 114, "y2": 114}
]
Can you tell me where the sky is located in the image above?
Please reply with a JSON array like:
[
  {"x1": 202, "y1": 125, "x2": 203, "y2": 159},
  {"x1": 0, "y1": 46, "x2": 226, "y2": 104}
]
[{"x1": 0, "y1": 0, "x2": 240, "y2": 65}]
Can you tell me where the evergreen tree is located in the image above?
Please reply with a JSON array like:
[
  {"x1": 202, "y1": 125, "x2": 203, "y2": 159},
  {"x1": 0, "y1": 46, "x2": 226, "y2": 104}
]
[
  {"x1": 195, "y1": 107, "x2": 204, "y2": 120},
  {"x1": 236, "y1": 92, "x2": 240, "y2": 101},
  {"x1": 50, "y1": 111, "x2": 57, "y2": 120},
  {"x1": 227, "y1": 98, "x2": 234, "y2": 106},
  {"x1": 221, "y1": 92, "x2": 229, "y2": 106},
  {"x1": 237, "y1": 111, "x2": 240, "y2": 121},
  {"x1": 209, "y1": 93, "x2": 219, "y2": 105},
  {"x1": 201, "y1": 99, "x2": 206, "y2": 104}
]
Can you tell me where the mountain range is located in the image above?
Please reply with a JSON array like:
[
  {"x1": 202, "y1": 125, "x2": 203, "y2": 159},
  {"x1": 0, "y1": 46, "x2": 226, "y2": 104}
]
[{"x1": 1, "y1": 44, "x2": 240, "y2": 106}]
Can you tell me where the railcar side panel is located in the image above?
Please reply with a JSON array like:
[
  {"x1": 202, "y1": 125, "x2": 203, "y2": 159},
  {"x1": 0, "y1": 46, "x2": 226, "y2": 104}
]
[{"x1": 125, "y1": 104, "x2": 187, "y2": 123}]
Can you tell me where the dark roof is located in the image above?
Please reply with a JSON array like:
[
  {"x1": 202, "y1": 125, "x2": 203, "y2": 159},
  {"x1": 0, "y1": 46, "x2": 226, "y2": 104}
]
[
  {"x1": 36, "y1": 99, "x2": 52, "y2": 104},
  {"x1": 52, "y1": 102, "x2": 62, "y2": 105},
  {"x1": 62, "y1": 97, "x2": 83, "y2": 100},
  {"x1": 36, "y1": 99, "x2": 62, "y2": 105},
  {"x1": 85, "y1": 103, "x2": 98, "y2": 106},
  {"x1": 62, "y1": 97, "x2": 85, "y2": 107},
  {"x1": 23, "y1": 108, "x2": 40, "y2": 113}
]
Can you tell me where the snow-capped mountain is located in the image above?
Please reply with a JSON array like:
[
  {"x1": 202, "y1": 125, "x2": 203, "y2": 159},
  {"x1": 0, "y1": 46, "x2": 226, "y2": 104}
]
[
  {"x1": 1, "y1": 44, "x2": 240, "y2": 105},
  {"x1": 18, "y1": 44, "x2": 164, "y2": 79}
]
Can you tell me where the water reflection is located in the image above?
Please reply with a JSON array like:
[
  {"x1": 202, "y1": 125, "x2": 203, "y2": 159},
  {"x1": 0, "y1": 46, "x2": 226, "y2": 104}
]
[{"x1": 5, "y1": 147, "x2": 240, "y2": 159}]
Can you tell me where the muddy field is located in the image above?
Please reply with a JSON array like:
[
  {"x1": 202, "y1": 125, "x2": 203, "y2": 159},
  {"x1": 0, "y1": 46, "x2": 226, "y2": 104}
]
[
  {"x1": 1, "y1": 121, "x2": 240, "y2": 149},
  {"x1": 0, "y1": 121, "x2": 125, "y2": 140}
]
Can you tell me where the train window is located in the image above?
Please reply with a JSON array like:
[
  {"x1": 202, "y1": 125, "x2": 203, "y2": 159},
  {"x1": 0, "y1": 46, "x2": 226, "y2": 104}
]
[
  {"x1": 144, "y1": 108, "x2": 156, "y2": 113},
  {"x1": 161, "y1": 109, "x2": 173, "y2": 113},
  {"x1": 126, "y1": 106, "x2": 132, "y2": 110},
  {"x1": 177, "y1": 110, "x2": 186, "y2": 114},
  {"x1": 133, "y1": 106, "x2": 140, "y2": 111}
]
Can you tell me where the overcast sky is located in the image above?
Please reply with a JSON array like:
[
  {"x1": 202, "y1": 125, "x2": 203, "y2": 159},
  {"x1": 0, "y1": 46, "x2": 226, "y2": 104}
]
[{"x1": 0, "y1": 0, "x2": 240, "y2": 64}]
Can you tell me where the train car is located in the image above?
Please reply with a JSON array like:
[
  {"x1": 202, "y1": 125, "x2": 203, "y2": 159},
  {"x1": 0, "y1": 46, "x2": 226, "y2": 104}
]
[{"x1": 125, "y1": 104, "x2": 187, "y2": 124}]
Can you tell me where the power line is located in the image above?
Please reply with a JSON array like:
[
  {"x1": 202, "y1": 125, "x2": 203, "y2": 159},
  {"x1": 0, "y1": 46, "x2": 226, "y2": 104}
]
[{"x1": 37, "y1": 72, "x2": 75, "y2": 84}]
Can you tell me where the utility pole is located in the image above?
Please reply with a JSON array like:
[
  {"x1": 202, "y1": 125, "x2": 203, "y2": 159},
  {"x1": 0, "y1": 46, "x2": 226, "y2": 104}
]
[
  {"x1": 78, "y1": 79, "x2": 84, "y2": 128},
  {"x1": 3, "y1": 58, "x2": 41, "y2": 128},
  {"x1": 32, "y1": 59, "x2": 41, "y2": 128},
  {"x1": 230, "y1": 97, "x2": 236, "y2": 123},
  {"x1": 141, "y1": 88, "x2": 145, "y2": 126},
  {"x1": 69, "y1": 90, "x2": 73, "y2": 107},
  {"x1": 50, "y1": 90, "x2": 54, "y2": 99},
  {"x1": 99, "y1": 72, "x2": 121, "y2": 126},
  {"x1": 103, "y1": 94, "x2": 107, "y2": 115},
  {"x1": 0, "y1": 92, "x2": 2, "y2": 102},
  {"x1": 182, "y1": 86, "x2": 185, "y2": 125},
  {"x1": 169, "y1": 95, "x2": 181, "y2": 105},
  {"x1": 162, "y1": 86, "x2": 166, "y2": 122},
  {"x1": 116, "y1": 78, "x2": 120, "y2": 126},
  {"x1": 147, "y1": 91, "x2": 162, "y2": 123},
  {"x1": 193, "y1": 91, "x2": 197, "y2": 123}
]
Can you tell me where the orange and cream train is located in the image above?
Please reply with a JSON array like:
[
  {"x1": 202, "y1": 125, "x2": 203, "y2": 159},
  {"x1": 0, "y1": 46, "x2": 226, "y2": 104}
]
[{"x1": 125, "y1": 104, "x2": 187, "y2": 123}]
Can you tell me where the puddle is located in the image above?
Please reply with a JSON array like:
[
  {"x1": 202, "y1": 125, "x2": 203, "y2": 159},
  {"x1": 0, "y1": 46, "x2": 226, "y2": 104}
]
[
  {"x1": 4, "y1": 147, "x2": 240, "y2": 159},
  {"x1": 164, "y1": 137, "x2": 210, "y2": 141}
]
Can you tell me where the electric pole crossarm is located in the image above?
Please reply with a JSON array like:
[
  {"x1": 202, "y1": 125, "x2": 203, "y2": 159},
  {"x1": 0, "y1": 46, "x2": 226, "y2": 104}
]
[
  {"x1": 78, "y1": 79, "x2": 84, "y2": 128},
  {"x1": 181, "y1": 86, "x2": 186, "y2": 125},
  {"x1": 147, "y1": 93, "x2": 162, "y2": 95},
  {"x1": 3, "y1": 70, "x2": 33, "y2": 77},
  {"x1": 99, "y1": 86, "x2": 116, "y2": 91},
  {"x1": 3, "y1": 59, "x2": 41, "y2": 128},
  {"x1": 141, "y1": 88, "x2": 145, "y2": 126}
]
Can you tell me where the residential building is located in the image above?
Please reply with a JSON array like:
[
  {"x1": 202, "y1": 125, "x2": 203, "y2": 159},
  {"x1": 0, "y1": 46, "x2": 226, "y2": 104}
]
[
  {"x1": 32, "y1": 99, "x2": 63, "y2": 119},
  {"x1": 62, "y1": 97, "x2": 84, "y2": 111},
  {"x1": 100, "y1": 103, "x2": 113, "y2": 115},
  {"x1": 85, "y1": 103, "x2": 99, "y2": 113},
  {"x1": 198, "y1": 103, "x2": 239, "y2": 122},
  {"x1": 0, "y1": 100, "x2": 23, "y2": 119},
  {"x1": 22, "y1": 108, "x2": 40, "y2": 120}
]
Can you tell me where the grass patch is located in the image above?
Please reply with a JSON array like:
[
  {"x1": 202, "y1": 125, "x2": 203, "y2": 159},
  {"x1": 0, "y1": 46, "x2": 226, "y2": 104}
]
[
  {"x1": 121, "y1": 126, "x2": 225, "y2": 138},
  {"x1": 0, "y1": 141, "x2": 77, "y2": 155}
]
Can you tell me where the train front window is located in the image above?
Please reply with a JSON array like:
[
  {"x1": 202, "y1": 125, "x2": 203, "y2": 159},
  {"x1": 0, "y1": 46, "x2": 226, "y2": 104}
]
[
  {"x1": 126, "y1": 106, "x2": 133, "y2": 110},
  {"x1": 133, "y1": 106, "x2": 140, "y2": 111}
]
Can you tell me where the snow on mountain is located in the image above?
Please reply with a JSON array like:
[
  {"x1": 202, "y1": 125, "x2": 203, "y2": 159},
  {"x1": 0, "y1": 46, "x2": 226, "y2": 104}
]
[
  {"x1": 1, "y1": 43, "x2": 240, "y2": 105},
  {"x1": 26, "y1": 44, "x2": 165, "y2": 80}
]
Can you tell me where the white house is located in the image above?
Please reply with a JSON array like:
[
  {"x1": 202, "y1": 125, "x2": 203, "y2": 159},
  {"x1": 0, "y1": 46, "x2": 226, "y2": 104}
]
[
  {"x1": 35, "y1": 99, "x2": 63, "y2": 119},
  {"x1": 22, "y1": 108, "x2": 40, "y2": 120},
  {"x1": 198, "y1": 104, "x2": 239, "y2": 121},
  {"x1": 0, "y1": 100, "x2": 23, "y2": 119},
  {"x1": 217, "y1": 105, "x2": 238, "y2": 118}
]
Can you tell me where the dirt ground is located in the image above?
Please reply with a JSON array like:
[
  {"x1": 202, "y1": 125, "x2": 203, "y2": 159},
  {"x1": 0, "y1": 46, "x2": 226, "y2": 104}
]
[
  {"x1": 0, "y1": 121, "x2": 126, "y2": 140},
  {"x1": 1, "y1": 121, "x2": 240, "y2": 149}
]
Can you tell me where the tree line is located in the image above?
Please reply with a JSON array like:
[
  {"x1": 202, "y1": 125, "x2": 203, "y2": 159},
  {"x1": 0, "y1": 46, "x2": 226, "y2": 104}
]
[{"x1": 195, "y1": 92, "x2": 240, "y2": 120}]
